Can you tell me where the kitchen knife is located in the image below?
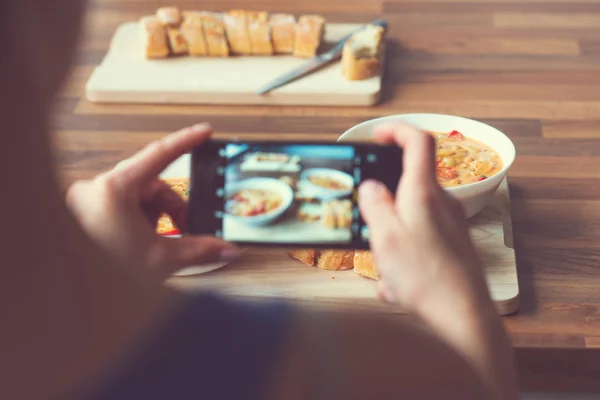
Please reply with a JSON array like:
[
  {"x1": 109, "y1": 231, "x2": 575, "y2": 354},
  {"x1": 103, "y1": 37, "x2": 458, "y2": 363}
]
[{"x1": 256, "y1": 19, "x2": 388, "y2": 95}]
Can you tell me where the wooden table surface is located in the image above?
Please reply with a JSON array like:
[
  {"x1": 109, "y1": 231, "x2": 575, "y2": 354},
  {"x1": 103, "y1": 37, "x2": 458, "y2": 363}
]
[{"x1": 54, "y1": 0, "x2": 600, "y2": 392}]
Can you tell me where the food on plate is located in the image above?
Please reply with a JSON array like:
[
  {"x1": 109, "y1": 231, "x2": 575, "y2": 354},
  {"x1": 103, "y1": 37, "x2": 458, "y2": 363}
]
[
  {"x1": 341, "y1": 24, "x2": 385, "y2": 81},
  {"x1": 166, "y1": 28, "x2": 188, "y2": 55},
  {"x1": 156, "y1": 178, "x2": 189, "y2": 235},
  {"x1": 269, "y1": 14, "x2": 296, "y2": 54},
  {"x1": 255, "y1": 152, "x2": 289, "y2": 163},
  {"x1": 322, "y1": 199, "x2": 352, "y2": 229},
  {"x1": 248, "y1": 11, "x2": 274, "y2": 55},
  {"x1": 140, "y1": 8, "x2": 330, "y2": 60},
  {"x1": 199, "y1": 12, "x2": 230, "y2": 57},
  {"x1": 181, "y1": 14, "x2": 208, "y2": 56},
  {"x1": 308, "y1": 175, "x2": 351, "y2": 191},
  {"x1": 288, "y1": 249, "x2": 354, "y2": 271},
  {"x1": 353, "y1": 250, "x2": 378, "y2": 279},
  {"x1": 156, "y1": 7, "x2": 182, "y2": 27},
  {"x1": 297, "y1": 203, "x2": 321, "y2": 222},
  {"x1": 289, "y1": 248, "x2": 379, "y2": 279},
  {"x1": 432, "y1": 130, "x2": 503, "y2": 188},
  {"x1": 294, "y1": 15, "x2": 326, "y2": 58},
  {"x1": 140, "y1": 16, "x2": 170, "y2": 59},
  {"x1": 223, "y1": 10, "x2": 252, "y2": 55},
  {"x1": 289, "y1": 249, "x2": 317, "y2": 266},
  {"x1": 226, "y1": 189, "x2": 282, "y2": 217},
  {"x1": 317, "y1": 250, "x2": 354, "y2": 271}
]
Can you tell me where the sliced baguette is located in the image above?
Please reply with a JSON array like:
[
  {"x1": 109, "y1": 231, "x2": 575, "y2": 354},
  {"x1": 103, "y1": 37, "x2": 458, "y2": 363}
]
[
  {"x1": 341, "y1": 24, "x2": 385, "y2": 81},
  {"x1": 140, "y1": 16, "x2": 170, "y2": 59},
  {"x1": 294, "y1": 15, "x2": 326, "y2": 58},
  {"x1": 248, "y1": 11, "x2": 273, "y2": 55},
  {"x1": 269, "y1": 13, "x2": 296, "y2": 54}
]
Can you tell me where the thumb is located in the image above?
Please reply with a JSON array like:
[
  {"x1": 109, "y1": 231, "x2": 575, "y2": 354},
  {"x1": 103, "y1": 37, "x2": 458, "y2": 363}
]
[
  {"x1": 358, "y1": 180, "x2": 404, "y2": 250},
  {"x1": 150, "y1": 236, "x2": 242, "y2": 277}
]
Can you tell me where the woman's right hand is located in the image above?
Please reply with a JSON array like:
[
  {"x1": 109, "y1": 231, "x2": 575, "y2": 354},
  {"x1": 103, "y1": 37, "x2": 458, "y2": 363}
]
[
  {"x1": 358, "y1": 122, "x2": 517, "y2": 400},
  {"x1": 358, "y1": 122, "x2": 492, "y2": 315}
]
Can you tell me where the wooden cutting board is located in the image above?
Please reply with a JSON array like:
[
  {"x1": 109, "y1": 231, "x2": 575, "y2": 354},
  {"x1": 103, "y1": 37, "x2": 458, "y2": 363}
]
[
  {"x1": 85, "y1": 22, "x2": 382, "y2": 106},
  {"x1": 169, "y1": 177, "x2": 520, "y2": 316}
]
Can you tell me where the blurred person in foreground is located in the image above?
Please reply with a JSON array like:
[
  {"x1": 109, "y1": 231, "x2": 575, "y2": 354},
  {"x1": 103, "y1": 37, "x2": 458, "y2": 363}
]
[{"x1": 0, "y1": 0, "x2": 517, "y2": 399}]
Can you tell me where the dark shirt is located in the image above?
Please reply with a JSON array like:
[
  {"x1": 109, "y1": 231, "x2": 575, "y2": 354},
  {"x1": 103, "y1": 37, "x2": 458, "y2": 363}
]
[{"x1": 85, "y1": 292, "x2": 291, "y2": 400}]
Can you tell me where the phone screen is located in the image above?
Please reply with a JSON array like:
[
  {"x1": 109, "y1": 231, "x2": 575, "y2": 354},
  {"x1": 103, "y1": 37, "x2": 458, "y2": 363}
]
[{"x1": 188, "y1": 140, "x2": 402, "y2": 249}]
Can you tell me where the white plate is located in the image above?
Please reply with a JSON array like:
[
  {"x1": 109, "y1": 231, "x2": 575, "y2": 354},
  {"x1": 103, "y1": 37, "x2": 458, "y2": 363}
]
[{"x1": 159, "y1": 154, "x2": 229, "y2": 277}]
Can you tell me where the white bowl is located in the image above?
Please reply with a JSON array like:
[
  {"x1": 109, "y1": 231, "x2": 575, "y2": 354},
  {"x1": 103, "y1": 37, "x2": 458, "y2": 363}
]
[
  {"x1": 300, "y1": 168, "x2": 354, "y2": 200},
  {"x1": 225, "y1": 177, "x2": 294, "y2": 226},
  {"x1": 339, "y1": 113, "x2": 516, "y2": 219}
]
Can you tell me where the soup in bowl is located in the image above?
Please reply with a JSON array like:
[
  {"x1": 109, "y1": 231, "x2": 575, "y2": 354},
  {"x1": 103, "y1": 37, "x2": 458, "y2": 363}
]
[
  {"x1": 225, "y1": 177, "x2": 294, "y2": 226},
  {"x1": 339, "y1": 113, "x2": 516, "y2": 218}
]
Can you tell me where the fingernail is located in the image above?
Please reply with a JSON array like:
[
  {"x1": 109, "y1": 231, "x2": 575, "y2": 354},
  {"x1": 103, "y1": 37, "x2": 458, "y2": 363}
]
[
  {"x1": 359, "y1": 180, "x2": 386, "y2": 200},
  {"x1": 192, "y1": 123, "x2": 211, "y2": 131},
  {"x1": 219, "y1": 248, "x2": 243, "y2": 262}
]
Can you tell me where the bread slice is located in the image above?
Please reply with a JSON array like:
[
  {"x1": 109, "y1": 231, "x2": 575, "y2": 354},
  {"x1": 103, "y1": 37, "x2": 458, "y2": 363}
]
[
  {"x1": 294, "y1": 15, "x2": 325, "y2": 58},
  {"x1": 354, "y1": 250, "x2": 378, "y2": 280},
  {"x1": 140, "y1": 16, "x2": 170, "y2": 59},
  {"x1": 341, "y1": 24, "x2": 385, "y2": 81},
  {"x1": 156, "y1": 7, "x2": 182, "y2": 28},
  {"x1": 166, "y1": 28, "x2": 188, "y2": 55},
  {"x1": 322, "y1": 202, "x2": 337, "y2": 229},
  {"x1": 248, "y1": 11, "x2": 273, "y2": 55},
  {"x1": 269, "y1": 13, "x2": 296, "y2": 54},
  {"x1": 199, "y1": 12, "x2": 230, "y2": 57},
  {"x1": 316, "y1": 250, "x2": 354, "y2": 271},
  {"x1": 333, "y1": 199, "x2": 352, "y2": 229},
  {"x1": 181, "y1": 13, "x2": 208, "y2": 56},
  {"x1": 289, "y1": 249, "x2": 317, "y2": 266},
  {"x1": 223, "y1": 10, "x2": 252, "y2": 55}
]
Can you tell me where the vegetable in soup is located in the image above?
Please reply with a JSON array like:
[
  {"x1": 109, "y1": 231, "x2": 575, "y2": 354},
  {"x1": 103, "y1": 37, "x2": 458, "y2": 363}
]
[{"x1": 431, "y1": 130, "x2": 503, "y2": 188}]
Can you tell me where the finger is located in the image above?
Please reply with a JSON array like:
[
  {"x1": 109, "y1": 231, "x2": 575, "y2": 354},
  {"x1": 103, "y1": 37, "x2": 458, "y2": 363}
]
[
  {"x1": 358, "y1": 179, "x2": 406, "y2": 289},
  {"x1": 114, "y1": 123, "x2": 212, "y2": 189},
  {"x1": 150, "y1": 236, "x2": 242, "y2": 275},
  {"x1": 141, "y1": 180, "x2": 188, "y2": 232},
  {"x1": 373, "y1": 122, "x2": 437, "y2": 185}
]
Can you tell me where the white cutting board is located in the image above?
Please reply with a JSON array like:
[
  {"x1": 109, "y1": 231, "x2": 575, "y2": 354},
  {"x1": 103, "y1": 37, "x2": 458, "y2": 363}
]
[{"x1": 85, "y1": 22, "x2": 383, "y2": 106}]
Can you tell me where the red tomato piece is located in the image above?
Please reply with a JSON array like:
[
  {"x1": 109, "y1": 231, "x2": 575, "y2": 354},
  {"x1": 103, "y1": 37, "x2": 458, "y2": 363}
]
[
  {"x1": 437, "y1": 167, "x2": 458, "y2": 180},
  {"x1": 160, "y1": 228, "x2": 180, "y2": 236},
  {"x1": 475, "y1": 176, "x2": 487, "y2": 182},
  {"x1": 448, "y1": 130, "x2": 464, "y2": 140}
]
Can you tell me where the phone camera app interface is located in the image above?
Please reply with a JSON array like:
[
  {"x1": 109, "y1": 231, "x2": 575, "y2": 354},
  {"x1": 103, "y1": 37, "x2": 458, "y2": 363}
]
[{"x1": 219, "y1": 144, "x2": 361, "y2": 245}]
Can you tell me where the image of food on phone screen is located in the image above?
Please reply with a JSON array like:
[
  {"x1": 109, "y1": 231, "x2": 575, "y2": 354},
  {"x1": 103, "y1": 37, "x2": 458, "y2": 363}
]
[{"x1": 222, "y1": 143, "x2": 358, "y2": 244}]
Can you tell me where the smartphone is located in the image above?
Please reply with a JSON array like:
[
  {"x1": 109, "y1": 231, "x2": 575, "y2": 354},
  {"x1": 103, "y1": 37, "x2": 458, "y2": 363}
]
[{"x1": 188, "y1": 139, "x2": 402, "y2": 249}]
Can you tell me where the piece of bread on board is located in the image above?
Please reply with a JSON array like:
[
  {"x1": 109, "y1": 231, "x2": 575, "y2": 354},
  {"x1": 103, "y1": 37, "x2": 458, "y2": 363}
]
[
  {"x1": 248, "y1": 11, "x2": 273, "y2": 55},
  {"x1": 223, "y1": 10, "x2": 252, "y2": 55},
  {"x1": 289, "y1": 249, "x2": 317, "y2": 266},
  {"x1": 333, "y1": 199, "x2": 352, "y2": 229},
  {"x1": 166, "y1": 28, "x2": 188, "y2": 55},
  {"x1": 354, "y1": 250, "x2": 378, "y2": 280},
  {"x1": 317, "y1": 250, "x2": 354, "y2": 271},
  {"x1": 140, "y1": 16, "x2": 170, "y2": 59},
  {"x1": 156, "y1": 7, "x2": 182, "y2": 28},
  {"x1": 294, "y1": 15, "x2": 326, "y2": 58},
  {"x1": 322, "y1": 202, "x2": 337, "y2": 229},
  {"x1": 341, "y1": 24, "x2": 385, "y2": 81},
  {"x1": 269, "y1": 13, "x2": 296, "y2": 54},
  {"x1": 199, "y1": 12, "x2": 230, "y2": 57},
  {"x1": 181, "y1": 13, "x2": 208, "y2": 56}
]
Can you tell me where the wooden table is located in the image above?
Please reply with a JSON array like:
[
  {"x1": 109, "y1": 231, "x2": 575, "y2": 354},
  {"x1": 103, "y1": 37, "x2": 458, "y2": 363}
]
[{"x1": 54, "y1": 0, "x2": 600, "y2": 393}]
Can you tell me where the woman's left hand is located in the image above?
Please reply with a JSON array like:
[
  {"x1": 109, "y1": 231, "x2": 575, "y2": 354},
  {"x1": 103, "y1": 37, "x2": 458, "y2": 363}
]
[{"x1": 66, "y1": 123, "x2": 241, "y2": 278}]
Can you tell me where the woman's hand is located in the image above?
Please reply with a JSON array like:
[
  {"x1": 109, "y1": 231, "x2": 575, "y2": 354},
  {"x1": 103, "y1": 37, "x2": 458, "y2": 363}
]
[
  {"x1": 66, "y1": 123, "x2": 241, "y2": 278},
  {"x1": 358, "y1": 122, "x2": 490, "y2": 313},
  {"x1": 358, "y1": 123, "x2": 517, "y2": 400}
]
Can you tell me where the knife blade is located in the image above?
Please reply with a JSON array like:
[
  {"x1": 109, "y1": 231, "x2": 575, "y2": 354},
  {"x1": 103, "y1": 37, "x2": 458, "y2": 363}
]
[{"x1": 256, "y1": 19, "x2": 388, "y2": 95}]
